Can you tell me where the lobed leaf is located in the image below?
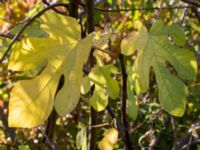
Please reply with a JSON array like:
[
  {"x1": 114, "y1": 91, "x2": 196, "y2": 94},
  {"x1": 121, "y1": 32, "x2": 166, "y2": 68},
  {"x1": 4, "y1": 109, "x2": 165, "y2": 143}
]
[
  {"x1": 8, "y1": 11, "x2": 94, "y2": 127},
  {"x1": 121, "y1": 20, "x2": 197, "y2": 116}
]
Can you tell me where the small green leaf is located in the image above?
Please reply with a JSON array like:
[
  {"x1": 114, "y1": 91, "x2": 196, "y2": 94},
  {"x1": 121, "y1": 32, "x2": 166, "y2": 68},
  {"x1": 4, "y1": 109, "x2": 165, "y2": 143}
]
[
  {"x1": 18, "y1": 145, "x2": 30, "y2": 150},
  {"x1": 127, "y1": 71, "x2": 138, "y2": 120},
  {"x1": 89, "y1": 65, "x2": 119, "y2": 99},
  {"x1": 76, "y1": 127, "x2": 87, "y2": 150},
  {"x1": 81, "y1": 76, "x2": 93, "y2": 95},
  {"x1": 89, "y1": 85, "x2": 108, "y2": 112},
  {"x1": 107, "y1": 0, "x2": 116, "y2": 6}
]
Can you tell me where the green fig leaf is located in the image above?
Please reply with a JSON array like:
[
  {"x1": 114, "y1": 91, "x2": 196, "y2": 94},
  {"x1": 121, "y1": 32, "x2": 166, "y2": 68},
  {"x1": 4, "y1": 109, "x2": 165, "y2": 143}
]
[{"x1": 121, "y1": 20, "x2": 197, "y2": 116}]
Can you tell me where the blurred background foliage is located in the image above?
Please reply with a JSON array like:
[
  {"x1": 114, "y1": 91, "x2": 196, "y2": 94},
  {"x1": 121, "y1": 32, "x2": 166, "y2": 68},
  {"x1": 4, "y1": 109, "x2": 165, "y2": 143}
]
[{"x1": 0, "y1": 0, "x2": 200, "y2": 150}]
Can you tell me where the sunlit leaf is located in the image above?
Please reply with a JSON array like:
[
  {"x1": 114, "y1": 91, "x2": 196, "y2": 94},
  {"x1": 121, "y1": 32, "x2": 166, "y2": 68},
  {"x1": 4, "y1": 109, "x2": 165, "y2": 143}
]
[
  {"x1": 81, "y1": 76, "x2": 93, "y2": 95},
  {"x1": 89, "y1": 64, "x2": 119, "y2": 99},
  {"x1": 98, "y1": 128, "x2": 118, "y2": 150},
  {"x1": 121, "y1": 32, "x2": 137, "y2": 56},
  {"x1": 89, "y1": 84, "x2": 108, "y2": 112},
  {"x1": 8, "y1": 11, "x2": 94, "y2": 127}
]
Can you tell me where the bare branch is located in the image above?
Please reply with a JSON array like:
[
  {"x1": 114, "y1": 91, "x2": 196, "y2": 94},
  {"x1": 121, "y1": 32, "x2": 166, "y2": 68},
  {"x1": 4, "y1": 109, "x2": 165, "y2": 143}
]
[
  {"x1": 92, "y1": 45, "x2": 114, "y2": 56},
  {"x1": 71, "y1": 0, "x2": 195, "y2": 12},
  {"x1": 38, "y1": 126, "x2": 60, "y2": 150},
  {"x1": 42, "y1": 0, "x2": 69, "y2": 15},
  {"x1": 0, "y1": 33, "x2": 22, "y2": 41},
  {"x1": 181, "y1": 0, "x2": 200, "y2": 7},
  {"x1": 119, "y1": 54, "x2": 133, "y2": 150},
  {"x1": 95, "y1": 5, "x2": 195, "y2": 12},
  {"x1": 149, "y1": 115, "x2": 171, "y2": 149},
  {"x1": 106, "y1": 105, "x2": 125, "y2": 140},
  {"x1": 192, "y1": 7, "x2": 200, "y2": 23},
  {"x1": 171, "y1": 116, "x2": 178, "y2": 150}
]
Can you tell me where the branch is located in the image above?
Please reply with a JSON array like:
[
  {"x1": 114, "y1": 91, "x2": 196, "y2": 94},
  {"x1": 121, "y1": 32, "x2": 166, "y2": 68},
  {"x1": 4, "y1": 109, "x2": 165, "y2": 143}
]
[
  {"x1": 39, "y1": 126, "x2": 60, "y2": 150},
  {"x1": 171, "y1": 116, "x2": 178, "y2": 150},
  {"x1": 88, "y1": 122, "x2": 110, "y2": 128},
  {"x1": 119, "y1": 54, "x2": 133, "y2": 150},
  {"x1": 70, "y1": 0, "x2": 85, "y2": 8},
  {"x1": 0, "y1": 102, "x2": 16, "y2": 142},
  {"x1": 85, "y1": 1, "x2": 97, "y2": 150},
  {"x1": 182, "y1": 139, "x2": 200, "y2": 149},
  {"x1": 45, "y1": 108, "x2": 57, "y2": 142},
  {"x1": 179, "y1": 6, "x2": 188, "y2": 26},
  {"x1": 181, "y1": 0, "x2": 200, "y2": 7},
  {"x1": 94, "y1": 5, "x2": 195, "y2": 12},
  {"x1": 177, "y1": 116, "x2": 200, "y2": 149},
  {"x1": 149, "y1": 115, "x2": 171, "y2": 149},
  {"x1": 42, "y1": 0, "x2": 69, "y2": 15},
  {"x1": 92, "y1": 45, "x2": 114, "y2": 56},
  {"x1": 69, "y1": 0, "x2": 79, "y2": 18},
  {"x1": 192, "y1": 7, "x2": 200, "y2": 23},
  {"x1": 0, "y1": 2, "x2": 70, "y2": 63},
  {"x1": 106, "y1": 105, "x2": 125, "y2": 140},
  {"x1": 0, "y1": 33, "x2": 22, "y2": 41},
  {"x1": 70, "y1": 0, "x2": 195, "y2": 12}
]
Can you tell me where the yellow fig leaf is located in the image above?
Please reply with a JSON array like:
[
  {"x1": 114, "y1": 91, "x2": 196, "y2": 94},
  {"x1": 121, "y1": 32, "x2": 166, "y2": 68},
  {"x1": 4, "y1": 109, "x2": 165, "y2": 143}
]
[
  {"x1": 8, "y1": 11, "x2": 94, "y2": 127},
  {"x1": 98, "y1": 128, "x2": 118, "y2": 150}
]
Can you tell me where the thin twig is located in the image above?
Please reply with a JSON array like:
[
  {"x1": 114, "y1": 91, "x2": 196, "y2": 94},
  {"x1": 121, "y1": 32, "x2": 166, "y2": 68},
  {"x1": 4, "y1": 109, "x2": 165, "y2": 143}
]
[
  {"x1": 189, "y1": 82, "x2": 200, "y2": 87},
  {"x1": 70, "y1": 0, "x2": 196, "y2": 12},
  {"x1": 0, "y1": 17, "x2": 12, "y2": 24},
  {"x1": 38, "y1": 126, "x2": 60, "y2": 150},
  {"x1": 171, "y1": 116, "x2": 178, "y2": 150},
  {"x1": 179, "y1": 5, "x2": 188, "y2": 26},
  {"x1": 70, "y1": 0, "x2": 85, "y2": 8},
  {"x1": 0, "y1": 17, "x2": 30, "y2": 25},
  {"x1": 0, "y1": 101, "x2": 16, "y2": 142},
  {"x1": 181, "y1": 0, "x2": 200, "y2": 7},
  {"x1": 172, "y1": 0, "x2": 180, "y2": 23},
  {"x1": 149, "y1": 115, "x2": 171, "y2": 149},
  {"x1": 85, "y1": 1, "x2": 97, "y2": 150},
  {"x1": 92, "y1": 45, "x2": 114, "y2": 55},
  {"x1": 0, "y1": 3, "x2": 70, "y2": 63},
  {"x1": 106, "y1": 105, "x2": 125, "y2": 140},
  {"x1": 158, "y1": 0, "x2": 164, "y2": 17},
  {"x1": 178, "y1": 116, "x2": 200, "y2": 149},
  {"x1": 119, "y1": 54, "x2": 133, "y2": 150},
  {"x1": 88, "y1": 123, "x2": 110, "y2": 128},
  {"x1": 192, "y1": 7, "x2": 200, "y2": 23},
  {"x1": 182, "y1": 139, "x2": 200, "y2": 149},
  {"x1": 42, "y1": 0, "x2": 68, "y2": 15},
  {"x1": 95, "y1": 5, "x2": 194, "y2": 12},
  {"x1": 0, "y1": 33, "x2": 22, "y2": 41}
]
